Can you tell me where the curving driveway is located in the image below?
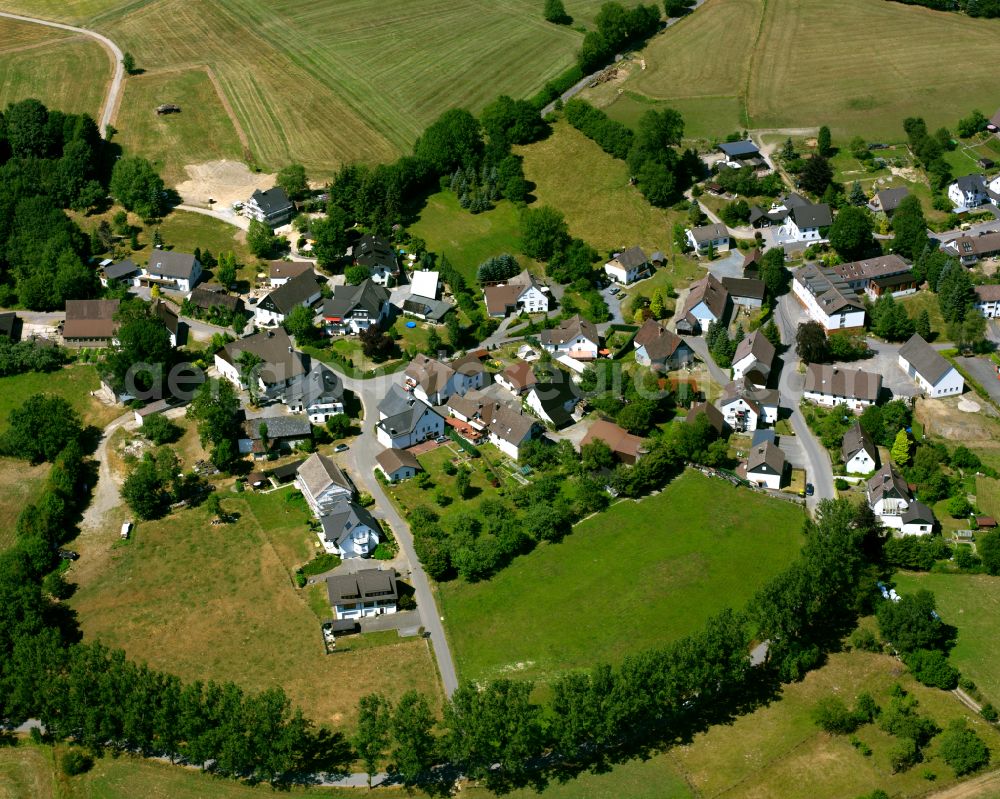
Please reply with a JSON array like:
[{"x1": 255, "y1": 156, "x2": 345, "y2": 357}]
[{"x1": 0, "y1": 11, "x2": 125, "y2": 137}]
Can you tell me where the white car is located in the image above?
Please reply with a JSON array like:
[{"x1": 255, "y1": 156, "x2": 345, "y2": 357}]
[{"x1": 120, "y1": 521, "x2": 133, "y2": 540}]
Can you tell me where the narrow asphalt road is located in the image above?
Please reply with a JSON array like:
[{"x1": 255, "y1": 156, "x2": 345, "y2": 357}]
[
  {"x1": 0, "y1": 10, "x2": 124, "y2": 136},
  {"x1": 337, "y1": 371, "x2": 460, "y2": 697}
]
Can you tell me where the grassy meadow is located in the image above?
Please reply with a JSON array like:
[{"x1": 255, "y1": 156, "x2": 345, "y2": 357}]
[
  {"x1": 586, "y1": 0, "x2": 1000, "y2": 142},
  {"x1": 439, "y1": 469, "x2": 806, "y2": 686},
  {"x1": 894, "y1": 571, "x2": 1000, "y2": 707},
  {"x1": 0, "y1": 18, "x2": 109, "y2": 119},
  {"x1": 0, "y1": 365, "x2": 121, "y2": 433},
  {"x1": 68, "y1": 487, "x2": 442, "y2": 729},
  {"x1": 0, "y1": 459, "x2": 50, "y2": 552}
]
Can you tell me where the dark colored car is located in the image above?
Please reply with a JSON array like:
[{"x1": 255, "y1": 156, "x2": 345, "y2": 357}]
[
  {"x1": 57, "y1": 549, "x2": 79, "y2": 561},
  {"x1": 805, "y1": 483, "x2": 815, "y2": 497}
]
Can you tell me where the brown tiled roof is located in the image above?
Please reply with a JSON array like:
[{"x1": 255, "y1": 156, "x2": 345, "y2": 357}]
[
  {"x1": 680, "y1": 273, "x2": 729, "y2": 322},
  {"x1": 269, "y1": 260, "x2": 314, "y2": 280},
  {"x1": 976, "y1": 284, "x2": 1000, "y2": 302},
  {"x1": 804, "y1": 364, "x2": 882, "y2": 403},
  {"x1": 581, "y1": 419, "x2": 646, "y2": 461},
  {"x1": 63, "y1": 299, "x2": 120, "y2": 339},
  {"x1": 375, "y1": 448, "x2": 420, "y2": 475},
  {"x1": 685, "y1": 402, "x2": 726, "y2": 435},
  {"x1": 634, "y1": 319, "x2": 685, "y2": 362},
  {"x1": 501, "y1": 361, "x2": 537, "y2": 391}
]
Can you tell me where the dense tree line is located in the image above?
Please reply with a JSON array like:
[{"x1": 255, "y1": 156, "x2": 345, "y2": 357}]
[
  {"x1": 0, "y1": 337, "x2": 64, "y2": 376},
  {"x1": 903, "y1": 117, "x2": 952, "y2": 190},
  {"x1": 578, "y1": 3, "x2": 662, "y2": 73},
  {"x1": 887, "y1": 0, "x2": 1000, "y2": 17}
]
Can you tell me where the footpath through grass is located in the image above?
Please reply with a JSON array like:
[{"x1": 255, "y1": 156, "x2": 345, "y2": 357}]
[{"x1": 439, "y1": 469, "x2": 805, "y2": 686}]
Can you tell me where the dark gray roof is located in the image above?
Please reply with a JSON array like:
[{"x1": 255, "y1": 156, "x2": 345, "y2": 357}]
[
  {"x1": 284, "y1": 361, "x2": 343, "y2": 407},
  {"x1": 251, "y1": 187, "x2": 294, "y2": 215},
  {"x1": 722, "y1": 277, "x2": 766, "y2": 301},
  {"x1": 794, "y1": 264, "x2": 864, "y2": 315},
  {"x1": 718, "y1": 140, "x2": 760, "y2": 158},
  {"x1": 873, "y1": 187, "x2": 909, "y2": 213},
  {"x1": 899, "y1": 333, "x2": 953, "y2": 385},
  {"x1": 612, "y1": 246, "x2": 648, "y2": 269},
  {"x1": 0, "y1": 312, "x2": 19, "y2": 341},
  {"x1": 530, "y1": 382, "x2": 576, "y2": 428},
  {"x1": 751, "y1": 429, "x2": 776, "y2": 447},
  {"x1": 188, "y1": 287, "x2": 244, "y2": 313},
  {"x1": 147, "y1": 250, "x2": 198, "y2": 279},
  {"x1": 804, "y1": 364, "x2": 882, "y2": 403},
  {"x1": 902, "y1": 500, "x2": 935, "y2": 525},
  {"x1": 378, "y1": 403, "x2": 443, "y2": 437},
  {"x1": 867, "y1": 462, "x2": 910, "y2": 504},
  {"x1": 320, "y1": 501, "x2": 384, "y2": 550},
  {"x1": 152, "y1": 299, "x2": 179, "y2": 335},
  {"x1": 790, "y1": 202, "x2": 832, "y2": 229},
  {"x1": 258, "y1": 270, "x2": 320, "y2": 315},
  {"x1": 219, "y1": 329, "x2": 307, "y2": 384},
  {"x1": 104, "y1": 259, "x2": 140, "y2": 280},
  {"x1": 354, "y1": 234, "x2": 398, "y2": 273},
  {"x1": 377, "y1": 384, "x2": 417, "y2": 418},
  {"x1": 403, "y1": 295, "x2": 452, "y2": 322},
  {"x1": 749, "y1": 205, "x2": 789, "y2": 225},
  {"x1": 689, "y1": 222, "x2": 729, "y2": 244},
  {"x1": 747, "y1": 441, "x2": 785, "y2": 475},
  {"x1": 719, "y1": 379, "x2": 779, "y2": 414},
  {"x1": 955, "y1": 174, "x2": 987, "y2": 193},
  {"x1": 842, "y1": 421, "x2": 876, "y2": 464},
  {"x1": 244, "y1": 414, "x2": 312, "y2": 440},
  {"x1": 326, "y1": 568, "x2": 396, "y2": 605},
  {"x1": 733, "y1": 330, "x2": 775, "y2": 369},
  {"x1": 323, "y1": 280, "x2": 390, "y2": 319}
]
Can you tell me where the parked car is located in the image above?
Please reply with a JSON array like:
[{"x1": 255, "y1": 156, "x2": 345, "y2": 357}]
[
  {"x1": 805, "y1": 483, "x2": 815, "y2": 496},
  {"x1": 334, "y1": 443, "x2": 349, "y2": 452},
  {"x1": 120, "y1": 521, "x2": 133, "y2": 540},
  {"x1": 435, "y1": 435, "x2": 450, "y2": 443},
  {"x1": 57, "y1": 549, "x2": 79, "y2": 561},
  {"x1": 609, "y1": 286, "x2": 620, "y2": 295}
]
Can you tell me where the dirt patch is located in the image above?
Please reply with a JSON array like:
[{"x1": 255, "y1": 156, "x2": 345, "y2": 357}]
[
  {"x1": 889, "y1": 165, "x2": 923, "y2": 183},
  {"x1": 174, "y1": 159, "x2": 276, "y2": 207},
  {"x1": 917, "y1": 397, "x2": 1000, "y2": 441}
]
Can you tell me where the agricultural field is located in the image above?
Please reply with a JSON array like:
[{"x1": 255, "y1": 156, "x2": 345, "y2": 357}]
[
  {"x1": 438, "y1": 469, "x2": 805, "y2": 685},
  {"x1": 894, "y1": 571, "x2": 1000, "y2": 707},
  {"x1": 69, "y1": 486, "x2": 443, "y2": 729},
  {"x1": 114, "y1": 68, "x2": 247, "y2": 185},
  {"x1": 586, "y1": 0, "x2": 1000, "y2": 142},
  {"x1": 0, "y1": 365, "x2": 122, "y2": 433},
  {"x1": 0, "y1": 18, "x2": 109, "y2": 118}
]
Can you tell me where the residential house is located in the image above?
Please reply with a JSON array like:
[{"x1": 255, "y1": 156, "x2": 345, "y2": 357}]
[
  {"x1": 483, "y1": 270, "x2": 550, "y2": 317},
  {"x1": 375, "y1": 448, "x2": 422, "y2": 483},
  {"x1": 244, "y1": 187, "x2": 295, "y2": 227},
  {"x1": 215, "y1": 329, "x2": 307, "y2": 393},
  {"x1": 318, "y1": 501, "x2": 382, "y2": 558},
  {"x1": 296, "y1": 452, "x2": 354, "y2": 516},
  {"x1": 376, "y1": 402, "x2": 445, "y2": 449},
  {"x1": 749, "y1": 203, "x2": 791, "y2": 229},
  {"x1": 322, "y1": 280, "x2": 391, "y2": 335},
  {"x1": 742, "y1": 248, "x2": 763, "y2": 278},
  {"x1": 281, "y1": 361, "x2": 344, "y2": 423},
  {"x1": 144, "y1": 251, "x2": 202, "y2": 292},
  {"x1": 721, "y1": 277, "x2": 766, "y2": 309},
  {"x1": 495, "y1": 361, "x2": 538, "y2": 395},
  {"x1": 718, "y1": 379, "x2": 779, "y2": 432},
  {"x1": 868, "y1": 187, "x2": 910, "y2": 216},
  {"x1": 151, "y1": 299, "x2": 179, "y2": 347},
  {"x1": 404, "y1": 353, "x2": 485, "y2": 405},
  {"x1": 62, "y1": 299, "x2": 120, "y2": 347},
  {"x1": 377, "y1": 384, "x2": 418, "y2": 421},
  {"x1": 633, "y1": 319, "x2": 693, "y2": 371},
  {"x1": 867, "y1": 462, "x2": 935, "y2": 535},
  {"x1": 948, "y1": 174, "x2": 989, "y2": 211},
  {"x1": 946, "y1": 232, "x2": 1000, "y2": 265},
  {"x1": 731, "y1": 330, "x2": 775, "y2": 388},
  {"x1": 866, "y1": 272, "x2": 921, "y2": 300},
  {"x1": 686, "y1": 223, "x2": 731, "y2": 255},
  {"x1": 269, "y1": 260, "x2": 314, "y2": 286},
  {"x1": 745, "y1": 440, "x2": 785, "y2": 490},
  {"x1": 975, "y1": 284, "x2": 1000, "y2": 318},
  {"x1": 581, "y1": 419, "x2": 646, "y2": 465},
  {"x1": 792, "y1": 263, "x2": 866, "y2": 331},
  {"x1": 899, "y1": 333, "x2": 963, "y2": 397},
  {"x1": 842, "y1": 422, "x2": 878, "y2": 475},
  {"x1": 603, "y1": 246, "x2": 652, "y2": 285},
  {"x1": 685, "y1": 402, "x2": 728, "y2": 436},
  {"x1": 353, "y1": 234, "x2": 399, "y2": 285},
  {"x1": 678, "y1": 273, "x2": 730, "y2": 334},
  {"x1": 402, "y1": 295, "x2": 453, "y2": 322},
  {"x1": 717, "y1": 140, "x2": 766, "y2": 170},
  {"x1": 484, "y1": 402, "x2": 540, "y2": 459},
  {"x1": 832, "y1": 254, "x2": 911, "y2": 293},
  {"x1": 100, "y1": 259, "x2": 141, "y2": 287},
  {"x1": 326, "y1": 569, "x2": 397, "y2": 619},
  {"x1": 784, "y1": 201, "x2": 833, "y2": 242},
  {"x1": 186, "y1": 286, "x2": 245, "y2": 317},
  {"x1": 526, "y1": 381, "x2": 577, "y2": 428},
  {"x1": 239, "y1": 414, "x2": 312, "y2": 457},
  {"x1": 539, "y1": 315, "x2": 600, "y2": 360},
  {"x1": 803, "y1": 364, "x2": 882, "y2": 411},
  {"x1": 254, "y1": 270, "x2": 321, "y2": 327}
]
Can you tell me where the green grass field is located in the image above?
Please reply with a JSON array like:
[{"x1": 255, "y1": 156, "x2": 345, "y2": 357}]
[
  {"x1": 976, "y1": 475, "x2": 1000, "y2": 520},
  {"x1": 69, "y1": 486, "x2": 442, "y2": 730},
  {"x1": 894, "y1": 571, "x2": 1000, "y2": 707},
  {"x1": 899, "y1": 291, "x2": 948, "y2": 340},
  {"x1": 0, "y1": 365, "x2": 121, "y2": 433},
  {"x1": 587, "y1": 0, "x2": 1000, "y2": 141},
  {"x1": 114, "y1": 68, "x2": 247, "y2": 185},
  {"x1": 439, "y1": 469, "x2": 805, "y2": 685},
  {"x1": 156, "y1": 210, "x2": 255, "y2": 273},
  {"x1": 0, "y1": 458, "x2": 50, "y2": 552},
  {"x1": 0, "y1": 18, "x2": 109, "y2": 119}
]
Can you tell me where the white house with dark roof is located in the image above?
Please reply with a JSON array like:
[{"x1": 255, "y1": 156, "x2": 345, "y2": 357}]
[
  {"x1": 254, "y1": 270, "x2": 321, "y2": 327},
  {"x1": 143, "y1": 251, "x2": 202, "y2": 292},
  {"x1": 686, "y1": 223, "x2": 731, "y2": 255},
  {"x1": 792, "y1": 263, "x2": 866, "y2": 331},
  {"x1": 678, "y1": 273, "x2": 729, "y2": 333},
  {"x1": 731, "y1": 330, "x2": 775, "y2": 388},
  {"x1": 101, "y1": 259, "x2": 141, "y2": 287},
  {"x1": 716, "y1": 140, "x2": 765, "y2": 169},
  {"x1": 375, "y1": 448, "x2": 421, "y2": 483},
  {"x1": 482, "y1": 270, "x2": 550, "y2": 317},
  {"x1": 842, "y1": 422, "x2": 878, "y2": 475},
  {"x1": 215, "y1": 329, "x2": 307, "y2": 393},
  {"x1": 745, "y1": 440, "x2": 786, "y2": 490},
  {"x1": 975, "y1": 284, "x2": 1000, "y2": 318},
  {"x1": 245, "y1": 187, "x2": 295, "y2": 227},
  {"x1": 867, "y1": 462, "x2": 934, "y2": 535},
  {"x1": 868, "y1": 187, "x2": 910, "y2": 216},
  {"x1": 718, "y1": 379, "x2": 778, "y2": 432},
  {"x1": 319, "y1": 500, "x2": 382, "y2": 558},
  {"x1": 327, "y1": 569, "x2": 396, "y2": 619},
  {"x1": 353, "y1": 234, "x2": 399, "y2": 286},
  {"x1": 269, "y1": 260, "x2": 314, "y2": 286},
  {"x1": 948, "y1": 174, "x2": 989, "y2": 211},
  {"x1": 784, "y1": 201, "x2": 833, "y2": 242},
  {"x1": 296, "y1": 452, "x2": 354, "y2": 516},
  {"x1": 604, "y1": 246, "x2": 651, "y2": 285},
  {"x1": 376, "y1": 402, "x2": 445, "y2": 449},
  {"x1": 281, "y1": 361, "x2": 344, "y2": 422},
  {"x1": 633, "y1": 319, "x2": 692, "y2": 371},
  {"x1": 322, "y1": 280, "x2": 391, "y2": 335},
  {"x1": 721, "y1": 277, "x2": 765, "y2": 308},
  {"x1": 539, "y1": 315, "x2": 600, "y2": 360},
  {"x1": 898, "y1": 333, "x2": 964, "y2": 397},
  {"x1": 803, "y1": 364, "x2": 882, "y2": 411},
  {"x1": 239, "y1": 414, "x2": 312, "y2": 457}
]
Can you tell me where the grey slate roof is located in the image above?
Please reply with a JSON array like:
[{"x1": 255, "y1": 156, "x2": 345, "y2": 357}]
[
  {"x1": 258, "y1": 270, "x2": 320, "y2": 316},
  {"x1": 323, "y1": 280, "x2": 390, "y2": 319},
  {"x1": 842, "y1": 421, "x2": 876, "y2": 465},
  {"x1": 794, "y1": 264, "x2": 864, "y2": 315},
  {"x1": 188, "y1": 287, "x2": 244, "y2": 313},
  {"x1": 104, "y1": 259, "x2": 140, "y2": 280},
  {"x1": 899, "y1": 333, "x2": 953, "y2": 386},
  {"x1": 320, "y1": 501, "x2": 383, "y2": 550},
  {"x1": 872, "y1": 187, "x2": 909, "y2": 213},
  {"x1": 790, "y1": 202, "x2": 832, "y2": 229},
  {"x1": 251, "y1": 187, "x2": 294, "y2": 216},
  {"x1": 689, "y1": 222, "x2": 729, "y2": 244},
  {"x1": 377, "y1": 384, "x2": 417, "y2": 418},
  {"x1": 326, "y1": 568, "x2": 396, "y2": 605},
  {"x1": 354, "y1": 234, "x2": 398, "y2": 274},
  {"x1": 751, "y1": 429, "x2": 776, "y2": 447},
  {"x1": 612, "y1": 246, "x2": 649, "y2": 269},
  {"x1": 147, "y1": 250, "x2": 198, "y2": 280},
  {"x1": 296, "y1": 452, "x2": 353, "y2": 499},
  {"x1": 902, "y1": 500, "x2": 935, "y2": 525},
  {"x1": 747, "y1": 441, "x2": 785, "y2": 475},
  {"x1": 403, "y1": 295, "x2": 452, "y2": 322},
  {"x1": 486, "y1": 402, "x2": 538, "y2": 447},
  {"x1": 219, "y1": 329, "x2": 307, "y2": 384},
  {"x1": 955, "y1": 173, "x2": 987, "y2": 194},
  {"x1": 722, "y1": 276, "x2": 766, "y2": 301},
  {"x1": 284, "y1": 361, "x2": 343, "y2": 408},
  {"x1": 245, "y1": 414, "x2": 312, "y2": 440},
  {"x1": 530, "y1": 382, "x2": 576, "y2": 428},
  {"x1": 378, "y1": 403, "x2": 443, "y2": 437},
  {"x1": 804, "y1": 364, "x2": 882, "y2": 403},
  {"x1": 718, "y1": 140, "x2": 760, "y2": 158},
  {"x1": 867, "y1": 462, "x2": 911, "y2": 504},
  {"x1": 832, "y1": 254, "x2": 910, "y2": 283}
]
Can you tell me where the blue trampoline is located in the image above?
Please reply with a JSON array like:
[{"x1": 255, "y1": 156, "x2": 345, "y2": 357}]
[{"x1": 405, "y1": 321, "x2": 417, "y2": 328}]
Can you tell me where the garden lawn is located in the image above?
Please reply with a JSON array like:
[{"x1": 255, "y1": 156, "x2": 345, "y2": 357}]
[
  {"x1": 976, "y1": 475, "x2": 1000, "y2": 520},
  {"x1": 894, "y1": 571, "x2": 1000, "y2": 707},
  {"x1": 0, "y1": 745, "x2": 56, "y2": 799},
  {"x1": 0, "y1": 366, "x2": 121, "y2": 433},
  {"x1": 899, "y1": 291, "x2": 947, "y2": 341},
  {"x1": 0, "y1": 18, "x2": 109, "y2": 119},
  {"x1": 409, "y1": 192, "x2": 525, "y2": 285},
  {"x1": 0, "y1": 458, "x2": 50, "y2": 552},
  {"x1": 69, "y1": 488, "x2": 442, "y2": 730},
  {"x1": 157, "y1": 210, "x2": 255, "y2": 273},
  {"x1": 438, "y1": 468, "x2": 805, "y2": 686}
]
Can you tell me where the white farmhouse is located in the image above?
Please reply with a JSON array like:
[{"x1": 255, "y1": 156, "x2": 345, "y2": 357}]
[
  {"x1": 254, "y1": 270, "x2": 322, "y2": 327},
  {"x1": 898, "y1": 333, "x2": 964, "y2": 398},
  {"x1": 603, "y1": 246, "x2": 651, "y2": 285},
  {"x1": 144, "y1": 251, "x2": 202, "y2": 293},
  {"x1": 802, "y1": 364, "x2": 882, "y2": 411},
  {"x1": 375, "y1": 402, "x2": 445, "y2": 449},
  {"x1": 718, "y1": 379, "x2": 779, "y2": 432},
  {"x1": 731, "y1": 330, "x2": 775, "y2": 388},
  {"x1": 867, "y1": 463, "x2": 935, "y2": 535},
  {"x1": 947, "y1": 174, "x2": 989, "y2": 211},
  {"x1": 792, "y1": 263, "x2": 866, "y2": 331},
  {"x1": 745, "y1": 440, "x2": 785, "y2": 490},
  {"x1": 483, "y1": 270, "x2": 550, "y2": 317},
  {"x1": 318, "y1": 500, "x2": 382, "y2": 558},
  {"x1": 842, "y1": 422, "x2": 878, "y2": 476}
]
